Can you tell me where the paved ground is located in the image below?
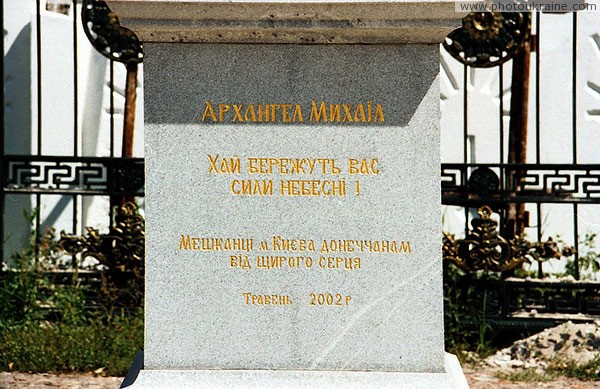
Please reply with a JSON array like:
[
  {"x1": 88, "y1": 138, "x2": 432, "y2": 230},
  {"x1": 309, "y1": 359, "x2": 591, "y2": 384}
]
[{"x1": 0, "y1": 368, "x2": 599, "y2": 388}]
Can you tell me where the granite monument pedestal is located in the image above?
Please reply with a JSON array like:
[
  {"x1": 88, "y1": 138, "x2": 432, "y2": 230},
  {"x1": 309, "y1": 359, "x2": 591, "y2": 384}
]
[{"x1": 107, "y1": 1, "x2": 469, "y2": 387}]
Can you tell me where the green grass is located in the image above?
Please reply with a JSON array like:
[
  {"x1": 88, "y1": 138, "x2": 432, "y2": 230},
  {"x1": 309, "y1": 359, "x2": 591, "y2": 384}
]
[
  {"x1": 0, "y1": 312, "x2": 143, "y2": 376},
  {"x1": 496, "y1": 368, "x2": 554, "y2": 383},
  {"x1": 494, "y1": 357, "x2": 600, "y2": 383},
  {"x1": 548, "y1": 356, "x2": 600, "y2": 381}
]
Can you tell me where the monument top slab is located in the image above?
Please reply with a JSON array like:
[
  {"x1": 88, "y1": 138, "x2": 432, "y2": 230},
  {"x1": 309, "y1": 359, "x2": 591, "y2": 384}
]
[{"x1": 106, "y1": 0, "x2": 467, "y2": 44}]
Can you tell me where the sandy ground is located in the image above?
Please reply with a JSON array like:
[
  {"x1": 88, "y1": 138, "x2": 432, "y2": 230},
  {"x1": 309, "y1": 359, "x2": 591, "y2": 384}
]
[
  {"x1": 0, "y1": 368, "x2": 599, "y2": 388},
  {"x1": 0, "y1": 372, "x2": 122, "y2": 388},
  {"x1": 463, "y1": 365, "x2": 600, "y2": 388}
]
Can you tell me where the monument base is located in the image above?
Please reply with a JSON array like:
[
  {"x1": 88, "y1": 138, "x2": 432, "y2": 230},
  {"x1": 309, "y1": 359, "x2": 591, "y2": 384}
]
[{"x1": 120, "y1": 353, "x2": 468, "y2": 388}]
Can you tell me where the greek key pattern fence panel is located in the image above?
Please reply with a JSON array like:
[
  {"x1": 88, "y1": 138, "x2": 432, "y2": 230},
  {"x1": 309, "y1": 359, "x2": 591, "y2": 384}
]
[
  {"x1": 442, "y1": 164, "x2": 600, "y2": 205},
  {"x1": 3, "y1": 155, "x2": 144, "y2": 196}
]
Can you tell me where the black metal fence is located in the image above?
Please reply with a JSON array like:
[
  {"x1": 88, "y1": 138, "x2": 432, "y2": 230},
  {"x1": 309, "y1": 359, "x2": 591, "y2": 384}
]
[
  {"x1": 441, "y1": 12, "x2": 600, "y2": 280},
  {"x1": 1, "y1": 0, "x2": 143, "y2": 266},
  {"x1": 441, "y1": 12, "x2": 600, "y2": 330}
]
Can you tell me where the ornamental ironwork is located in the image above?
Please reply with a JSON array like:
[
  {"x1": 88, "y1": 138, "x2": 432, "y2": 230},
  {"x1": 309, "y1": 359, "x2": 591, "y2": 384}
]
[
  {"x1": 82, "y1": 0, "x2": 142, "y2": 160},
  {"x1": 468, "y1": 167, "x2": 500, "y2": 197},
  {"x1": 81, "y1": 0, "x2": 143, "y2": 64},
  {"x1": 443, "y1": 12, "x2": 530, "y2": 68},
  {"x1": 447, "y1": 275, "x2": 600, "y2": 331},
  {"x1": 3, "y1": 155, "x2": 144, "y2": 196},
  {"x1": 442, "y1": 163, "x2": 600, "y2": 205},
  {"x1": 443, "y1": 206, "x2": 573, "y2": 272},
  {"x1": 58, "y1": 202, "x2": 145, "y2": 272}
]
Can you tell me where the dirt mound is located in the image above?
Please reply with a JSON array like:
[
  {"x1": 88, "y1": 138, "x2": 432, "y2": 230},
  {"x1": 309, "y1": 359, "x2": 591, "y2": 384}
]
[{"x1": 486, "y1": 321, "x2": 600, "y2": 369}]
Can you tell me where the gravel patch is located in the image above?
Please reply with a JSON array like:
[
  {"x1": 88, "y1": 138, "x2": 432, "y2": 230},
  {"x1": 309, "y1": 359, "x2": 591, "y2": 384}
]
[{"x1": 486, "y1": 321, "x2": 600, "y2": 370}]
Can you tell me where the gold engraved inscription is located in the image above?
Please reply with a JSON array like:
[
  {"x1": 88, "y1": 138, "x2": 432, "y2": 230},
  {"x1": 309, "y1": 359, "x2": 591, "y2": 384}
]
[
  {"x1": 179, "y1": 235, "x2": 411, "y2": 274},
  {"x1": 206, "y1": 155, "x2": 382, "y2": 197},
  {"x1": 309, "y1": 293, "x2": 352, "y2": 306},
  {"x1": 201, "y1": 101, "x2": 385, "y2": 124},
  {"x1": 243, "y1": 293, "x2": 292, "y2": 305}
]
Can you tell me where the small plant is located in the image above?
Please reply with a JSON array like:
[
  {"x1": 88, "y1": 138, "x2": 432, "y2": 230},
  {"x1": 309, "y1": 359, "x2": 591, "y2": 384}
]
[
  {"x1": 496, "y1": 368, "x2": 554, "y2": 383},
  {"x1": 565, "y1": 232, "x2": 600, "y2": 279},
  {"x1": 0, "y1": 211, "x2": 62, "y2": 325},
  {"x1": 443, "y1": 262, "x2": 499, "y2": 357},
  {"x1": 547, "y1": 355, "x2": 600, "y2": 381},
  {"x1": 0, "y1": 209, "x2": 144, "y2": 374}
]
